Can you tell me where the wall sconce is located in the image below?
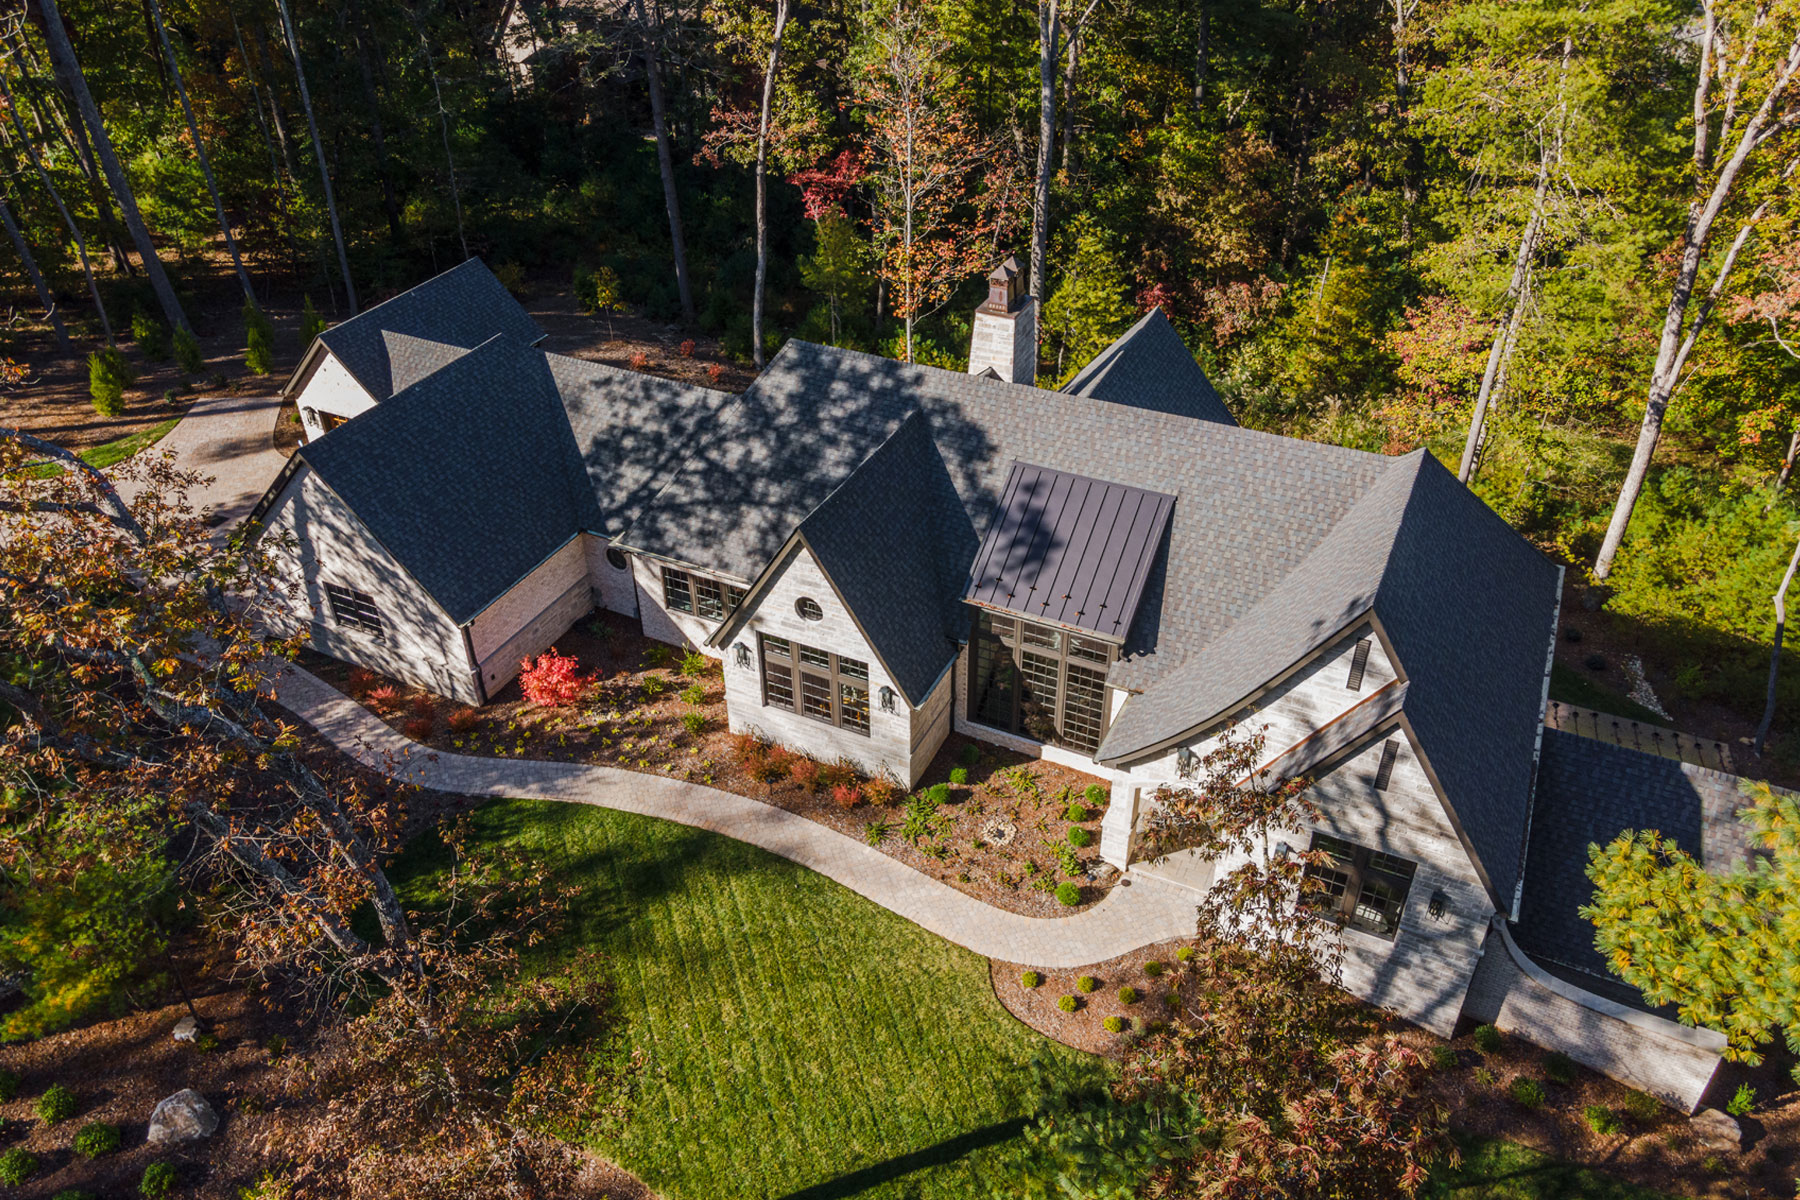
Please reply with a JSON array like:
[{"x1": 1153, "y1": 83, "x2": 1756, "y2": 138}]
[
  {"x1": 732, "y1": 643, "x2": 751, "y2": 669},
  {"x1": 1429, "y1": 889, "x2": 1449, "y2": 920},
  {"x1": 1274, "y1": 840, "x2": 1293, "y2": 861},
  {"x1": 879, "y1": 685, "x2": 897, "y2": 713},
  {"x1": 1175, "y1": 746, "x2": 1197, "y2": 779}
]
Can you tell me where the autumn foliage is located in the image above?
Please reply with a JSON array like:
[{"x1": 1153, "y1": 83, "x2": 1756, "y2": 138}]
[{"x1": 518, "y1": 649, "x2": 591, "y2": 707}]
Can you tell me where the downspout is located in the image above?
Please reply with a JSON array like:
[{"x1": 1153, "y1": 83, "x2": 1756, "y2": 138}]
[
  {"x1": 462, "y1": 623, "x2": 488, "y2": 705},
  {"x1": 1513, "y1": 563, "x2": 1565, "y2": 922}
]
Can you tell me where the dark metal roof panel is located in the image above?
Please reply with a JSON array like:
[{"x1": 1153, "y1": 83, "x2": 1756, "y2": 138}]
[{"x1": 964, "y1": 462, "x2": 1176, "y2": 640}]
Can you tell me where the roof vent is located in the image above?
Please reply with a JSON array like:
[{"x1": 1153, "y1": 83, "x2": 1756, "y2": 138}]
[{"x1": 1346, "y1": 638, "x2": 1372, "y2": 691}]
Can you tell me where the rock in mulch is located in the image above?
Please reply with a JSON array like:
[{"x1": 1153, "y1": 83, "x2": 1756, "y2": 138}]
[
  {"x1": 148, "y1": 1088, "x2": 219, "y2": 1145},
  {"x1": 171, "y1": 1015, "x2": 199, "y2": 1042},
  {"x1": 1690, "y1": 1107, "x2": 1741, "y2": 1151}
]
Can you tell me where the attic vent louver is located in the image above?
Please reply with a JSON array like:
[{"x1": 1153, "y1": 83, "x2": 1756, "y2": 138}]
[
  {"x1": 1346, "y1": 638, "x2": 1373, "y2": 691},
  {"x1": 1373, "y1": 739, "x2": 1400, "y2": 791}
]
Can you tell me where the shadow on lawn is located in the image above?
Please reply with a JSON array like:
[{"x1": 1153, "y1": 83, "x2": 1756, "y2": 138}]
[{"x1": 773, "y1": 1117, "x2": 1030, "y2": 1200}]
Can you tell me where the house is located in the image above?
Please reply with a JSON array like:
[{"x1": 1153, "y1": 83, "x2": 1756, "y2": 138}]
[{"x1": 252, "y1": 258, "x2": 1735, "y2": 1108}]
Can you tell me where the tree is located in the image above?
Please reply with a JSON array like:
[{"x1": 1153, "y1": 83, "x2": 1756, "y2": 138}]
[
  {"x1": 32, "y1": 0, "x2": 189, "y2": 334},
  {"x1": 411, "y1": 9, "x2": 468, "y2": 262},
  {"x1": 798, "y1": 212, "x2": 873, "y2": 344},
  {"x1": 1030, "y1": 0, "x2": 1061, "y2": 340},
  {"x1": 1753, "y1": 534, "x2": 1799, "y2": 756},
  {"x1": 632, "y1": 0, "x2": 696, "y2": 325},
  {"x1": 0, "y1": 187, "x2": 70, "y2": 354},
  {"x1": 1039, "y1": 223, "x2": 1135, "y2": 383},
  {"x1": 1584, "y1": 780, "x2": 1800, "y2": 1075},
  {"x1": 1593, "y1": 7, "x2": 1800, "y2": 580},
  {"x1": 753, "y1": 0, "x2": 792, "y2": 368},
  {"x1": 273, "y1": 0, "x2": 357, "y2": 314}
]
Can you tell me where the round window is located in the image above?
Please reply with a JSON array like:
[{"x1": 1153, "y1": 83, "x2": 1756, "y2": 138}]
[
  {"x1": 795, "y1": 597, "x2": 824, "y2": 621},
  {"x1": 605, "y1": 547, "x2": 628, "y2": 571}
]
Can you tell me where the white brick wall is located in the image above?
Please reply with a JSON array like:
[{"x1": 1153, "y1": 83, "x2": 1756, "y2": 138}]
[
  {"x1": 967, "y1": 300, "x2": 1037, "y2": 385},
  {"x1": 628, "y1": 554, "x2": 739, "y2": 657},
  {"x1": 585, "y1": 535, "x2": 639, "y2": 618},
  {"x1": 468, "y1": 535, "x2": 592, "y2": 695},
  {"x1": 295, "y1": 350, "x2": 377, "y2": 440}
]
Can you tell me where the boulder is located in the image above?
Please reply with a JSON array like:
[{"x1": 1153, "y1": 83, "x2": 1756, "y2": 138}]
[
  {"x1": 1689, "y1": 1107, "x2": 1740, "y2": 1151},
  {"x1": 147, "y1": 1089, "x2": 218, "y2": 1146},
  {"x1": 171, "y1": 1015, "x2": 199, "y2": 1042}
]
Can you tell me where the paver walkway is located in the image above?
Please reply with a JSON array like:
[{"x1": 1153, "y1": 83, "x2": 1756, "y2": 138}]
[
  {"x1": 272, "y1": 664, "x2": 1199, "y2": 968},
  {"x1": 116, "y1": 393, "x2": 289, "y2": 536}
]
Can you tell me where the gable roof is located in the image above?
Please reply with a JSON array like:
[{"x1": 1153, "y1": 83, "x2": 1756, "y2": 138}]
[
  {"x1": 295, "y1": 335, "x2": 599, "y2": 624},
  {"x1": 308, "y1": 259, "x2": 545, "y2": 403},
  {"x1": 1060, "y1": 308, "x2": 1236, "y2": 426}
]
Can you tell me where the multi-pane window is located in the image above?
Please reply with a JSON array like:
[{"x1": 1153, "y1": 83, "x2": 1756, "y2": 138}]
[
  {"x1": 760, "y1": 635, "x2": 870, "y2": 736},
  {"x1": 662, "y1": 566, "x2": 744, "y2": 622},
  {"x1": 968, "y1": 610, "x2": 1114, "y2": 754},
  {"x1": 1302, "y1": 833, "x2": 1418, "y2": 940},
  {"x1": 323, "y1": 582, "x2": 385, "y2": 642}
]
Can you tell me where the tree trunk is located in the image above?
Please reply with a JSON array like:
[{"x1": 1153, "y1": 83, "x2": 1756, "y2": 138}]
[
  {"x1": 36, "y1": 0, "x2": 188, "y2": 333},
  {"x1": 273, "y1": 0, "x2": 357, "y2": 314},
  {"x1": 414, "y1": 17, "x2": 468, "y2": 260},
  {"x1": 354, "y1": 30, "x2": 404, "y2": 246},
  {"x1": 1753, "y1": 535, "x2": 1800, "y2": 757},
  {"x1": 1192, "y1": 0, "x2": 1207, "y2": 106},
  {"x1": 0, "y1": 69, "x2": 111, "y2": 345},
  {"x1": 634, "y1": 0, "x2": 694, "y2": 324},
  {"x1": 1459, "y1": 163, "x2": 1549, "y2": 482},
  {"x1": 0, "y1": 189, "x2": 72, "y2": 353},
  {"x1": 148, "y1": 0, "x2": 255, "y2": 305},
  {"x1": 231, "y1": 9, "x2": 303, "y2": 277},
  {"x1": 1593, "y1": 28, "x2": 1800, "y2": 580},
  {"x1": 752, "y1": 0, "x2": 791, "y2": 369},
  {"x1": 1769, "y1": 424, "x2": 1800, "y2": 510},
  {"x1": 1030, "y1": 0, "x2": 1060, "y2": 345}
]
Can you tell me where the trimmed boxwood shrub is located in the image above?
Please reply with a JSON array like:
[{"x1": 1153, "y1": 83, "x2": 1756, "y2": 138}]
[
  {"x1": 1067, "y1": 825, "x2": 1094, "y2": 848},
  {"x1": 1472, "y1": 1023, "x2": 1503, "y2": 1053},
  {"x1": 959, "y1": 742, "x2": 980, "y2": 766},
  {"x1": 1020, "y1": 970, "x2": 1042, "y2": 988},
  {"x1": 1543, "y1": 1051, "x2": 1577, "y2": 1085},
  {"x1": 1509, "y1": 1077, "x2": 1546, "y2": 1108},
  {"x1": 1143, "y1": 960, "x2": 1165, "y2": 977},
  {"x1": 74, "y1": 1121, "x2": 122, "y2": 1158},
  {"x1": 140, "y1": 1161, "x2": 178, "y2": 1199},
  {"x1": 1084, "y1": 783, "x2": 1108, "y2": 807},
  {"x1": 1175, "y1": 946, "x2": 1194, "y2": 963},
  {"x1": 1430, "y1": 1044, "x2": 1459, "y2": 1070},
  {"x1": 1103, "y1": 1016, "x2": 1128, "y2": 1033},
  {"x1": 949, "y1": 767, "x2": 969, "y2": 786},
  {"x1": 0, "y1": 1067, "x2": 17, "y2": 1101},
  {"x1": 1064, "y1": 802, "x2": 1091, "y2": 822},
  {"x1": 1055, "y1": 882, "x2": 1081, "y2": 906},
  {"x1": 1076, "y1": 975, "x2": 1098, "y2": 993},
  {"x1": 1118, "y1": 985, "x2": 1138, "y2": 1004},
  {"x1": 1057, "y1": 994, "x2": 1078, "y2": 1013},
  {"x1": 0, "y1": 1148, "x2": 38, "y2": 1185},
  {"x1": 37, "y1": 1083, "x2": 78, "y2": 1124}
]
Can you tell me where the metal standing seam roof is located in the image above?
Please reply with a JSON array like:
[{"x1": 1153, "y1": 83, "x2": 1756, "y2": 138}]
[{"x1": 964, "y1": 462, "x2": 1176, "y2": 641}]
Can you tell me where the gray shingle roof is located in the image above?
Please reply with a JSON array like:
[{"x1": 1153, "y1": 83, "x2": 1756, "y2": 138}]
[
  {"x1": 1060, "y1": 308, "x2": 1236, "y2": 425},
  {"x1": 298, "y1": 336, "x2": 600, "y2": 624},
  {"x1": 316, "y1": 259, "x2": 545, "y2": 402},
  {"x1": 1513, "y1": 730, "x2": 1771, "y2": 1010}
]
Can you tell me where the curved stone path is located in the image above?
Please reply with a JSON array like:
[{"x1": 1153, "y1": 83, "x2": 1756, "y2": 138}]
[{"x1": 272, "y1": 664, "x2": 1199, "y2": 968}]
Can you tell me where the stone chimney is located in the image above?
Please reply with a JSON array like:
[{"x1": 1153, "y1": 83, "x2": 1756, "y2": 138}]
[{"x1": 967, "y1": 256, "x2": 1036, "y2": 385}]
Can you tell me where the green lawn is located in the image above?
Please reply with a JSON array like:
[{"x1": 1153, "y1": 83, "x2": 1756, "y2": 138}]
[
  {"x1": 392, "y1": 799, "x2": 1105, "y2": 1200},
  {"x1": 14, "y1": 417, "x2": 180, "y2": 479},
  {"x1": 1424, "y1": 1135, "x2": 1679, "y2": 1200}
]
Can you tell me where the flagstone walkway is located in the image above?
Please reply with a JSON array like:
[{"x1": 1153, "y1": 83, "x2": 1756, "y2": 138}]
[{"x1": 271, "y1": 664, "x2": 1199, "y2": 968}]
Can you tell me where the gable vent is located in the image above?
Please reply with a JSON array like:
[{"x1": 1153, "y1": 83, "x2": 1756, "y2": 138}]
[
  {"x1": 1373, "y1": 739, "x2": 1400, "y2": 791},
  {"x1": 1346, "y1": 638, "x2": 1373, "y2": 691}
]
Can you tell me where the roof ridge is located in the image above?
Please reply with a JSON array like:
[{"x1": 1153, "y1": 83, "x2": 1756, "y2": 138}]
[{"x1": 322, "y1": 257, "x2": 488, "y2": 333}]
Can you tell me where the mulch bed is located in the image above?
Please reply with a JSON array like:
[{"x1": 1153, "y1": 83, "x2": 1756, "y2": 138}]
[
  {"x1": 297, "y1": 613, "x2": 1121, "y2": 918},
  {"x1": 990, "y1": 936, "x2": 1194, "y2": 1056}
]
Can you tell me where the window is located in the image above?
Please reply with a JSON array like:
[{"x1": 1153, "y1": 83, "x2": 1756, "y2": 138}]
[
  {"x1": 605, "y1": 547, "x2": 628, "y2": 571},
  {"x1": 1346, "y1": 637, "x2": 1373, "y2": 690},
  {"x1": 661, "y1": 565, "x2": 744, "y2": 621},
  {"x1": 759, "y1": 634, "x2": 870, "y2": 735},
  {"x1": 967, "y1": 609, "x2": 1114, "y2": 754},
  {"x1": 1302, "y1": 833, "x2": 1418, "y2": 940},
  {"x1": 796, "y1": 596, "x2": 824, "y2": 621},
  {"x1": 323, "y1": 582, "x2": 384, "y2": 642},
  {"x1": 694, "y1": 576, "x2": 726, "y2": 620},
  {"x1": 662, "y1": 566, "x2": 693, "y2": 613}
]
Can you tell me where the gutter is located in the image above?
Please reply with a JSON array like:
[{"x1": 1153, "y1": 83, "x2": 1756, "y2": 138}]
[{"x1": 1513, "y1": 562, "x2": 1566, "y2": 923}]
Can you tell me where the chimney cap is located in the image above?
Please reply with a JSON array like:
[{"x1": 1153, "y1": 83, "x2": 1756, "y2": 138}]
[
  {"x1": 981, "y1": 255, "x2": 1026, "y2": 314},
  {"x1": 988, "y1": 255, "x2": 1023, "y2": 284}
]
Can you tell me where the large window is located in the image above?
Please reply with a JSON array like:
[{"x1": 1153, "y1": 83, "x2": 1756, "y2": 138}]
[
  {"x1": 968, "y1": 610, "x2": 1113, "y2": 754},
  {"x1": 761, "y1": 635, "x2": 870, "y2": 735},
  {"x1": 323, "y1": 582, "x2": 384, "y2": 642},
  {"x1": 1302, "y1": 833, "x2": 1418, "y2": 940},
  {"x1": 662, "y1": 566, "x2": 745, "y2": 622}
]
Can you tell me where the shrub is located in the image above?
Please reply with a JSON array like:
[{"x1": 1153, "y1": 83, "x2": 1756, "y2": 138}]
[
  {"x1": 1727, "y1": 1082, "x2": 1757, "y2": 1117},
  {"x1": 680, "y1": 683, "x2": 706, "y2": 706},
  {"x1": 959, "y1": 742, "x2": 980, "y2": 766},
  {"x1": 520, "y1": 649, "x2": 591, "y2": 707},
  {"x1": 1473, "y1": 1066, "x2": 1497, "y2": 1086},
  {"x1": 1544, "y1": 1051, "x2": 1577, "y2": 1085},
  {"x1": 0, "y1": 1149, "x2": 38, "y2": 1186},
  {"x1": 1175, "y1": 946, "x2": 1194, "y2": 963},
  {"x1": 195, "y1": 1031, "x2": 219, "y2": 1053},
  {"x1": 132, "y1": 309, "x2": 169, "y2": 360},
  {"x1": 863, "y1": 776, "x2": 898, "y2": 807},
  {"x1": 730, "y1": 730, "x2": 769, "y2": 767},
  {"x1": 1067, "y1": 825, "x2": 1094, "y2": 848},
  {"x1": 1064, "y1": 802, "x2": 1091, "y2": 822},
  {"x1": 299, "y1": 294, "x2": 327, "y2": 344},
  {"x1": 1103, "y1": 1016, "x2": 1127, "y2": 1033},
  {"x1": 1584, "y1": 1105, "x2": 1624, "y2": 1135},
  {"x1": 37, "y1": 1082, "x2": 77, "y2": 1124},
  {"x1": 1143, "y1": 960, "x2": 1165, "y2": 978},
  {"x1": 73, "y1": 1121, "x2": 121, "y2": 1158},
  {"x1": 819, "y1": 758, "x2": 860, "y2": 791},
  {"x1": 366, "y1": 684, "x2": 403, "y2": 711},
  {"x1": 141, "y1": 1161, "x2": 178, "y2": 1198},
  {"x1": 88, "y1": 348, "x2": 135, "y2": 416},
  {"x1": 765, "y1": 744, "x2": 795, "y2": 776},
  {"x1": 1084, "y1": 783, "x2": 1108, "y2": 807},
  {"x1": 644, "y1": 643, "x2": 674, "y2": 668},
  {"x1": 53, "y1": 1190, "x2": 96, "y2": 1200},
  {"x1": 681, "y1": 649, "x2": 709, "y2": 676},
  {"x1": 447, "y1": 707, "x2": 481, "y2": 733},
  {"x1": 244, "y1": 300, "x2": 275, "y2": 374},
  {"x1": 1055, "y1": 882, "x2": 1081, "y2": 906},
  {"x1": 1162, "y1": 991, "x2": 1180, "y2": 1010},
  {"x1": 1118, "y1": 986, "x2": 1138, "y2": 1004},
  {"x1": 831, "y1": 782, "x2": 863, "y2": 809},
  {"x1": 639, "y1": 675, "x2": 668, "y2": 700},
  {"x1": 629, "y1": 350, "x2": 650, "y2": 371},
  {"x1": 1509, "y1": 1077, "x2": 1546, "y2": 1108},
  {"x1": 1472, "y1": 1023, "x2": 1503, "y2": 1053},
  {"x1": 949, "y1": 767, "x2": 969, "y2": 786},
  {"x1": 1430, "y1": 1044, "x2": 1459, "y2": 1070},
  {"x1": 402, "y1": 716, "x2": 433, "y2": 740},
  {"x1": 681, "y1": 711, "x2": 706, "y2": 736},
  {"x1": 347, "y1": 667, "x2": 379, "y2": 696},
  {"x1": 1077, "y1": 975, "x2": 1098, "y2": 993},
  {"x1": 1020, "y1": 970, "x2": 1042, "y2": 988},
  {"x1": 407, "y1": 693, "x2": 436, "y2": 718},
  {"x1": 0, "y1": 1067, "x2": 17, "y2": 1101},
  {"x1": 174, "y1": 326, "x2": 204, "y2": 375},
  {"x1": 1622, "y1": 1089, "x2": 1662, "y2": 1122},
  {"x1": 239, "y1": 1171, "x2": 294, "y2": 1200},
  {"x1": 678, "y1": 338, "x2": 696, "y2": 357},
  {"x1": 1057, "y1": 994, "x2": 1077, "y2": 1013},
  {"x1": 922, "y1": 781, "x2": 950, "y2": 807},
  {"x1": 789, "y1": 757, "x2": 820, "y2": 792},
  {"x1": 706, "y1": 362, "x2": 725, "y2": 384},
  {"x1": 862, "y1": 818, "x2": 891, "y2": 845}
]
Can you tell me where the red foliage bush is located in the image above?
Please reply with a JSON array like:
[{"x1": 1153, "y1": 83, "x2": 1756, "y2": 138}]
[
  {"x1": 788, "y1": 757, "x2": 820, "y2": 793},
  {"x1": 447, "y1": 708, "x2": 481, "y2": 733},
  {"x1": 409, "y1": 693, "x2": 436, "y2": 719},
  {"x1": 628, "y1": 350, "x2": 650, "y2": 371},
  {"x1": 347, "y1": 667, "x2": 379, "y2": 696},
  {"x1": 705, "y1": 363, "x2": 725, "y2": 385},
  {"x1": 402, "y1": 716, "x2": 434, "y2": 741},
  {"x1": 863, "y1": 777, "x2": 898, "y2": 807},
  {"x1": 730, "y1": 730, "x2": 769, "y2": 768},
  {"x1": 367, "y1": 684, "x2": 403, "y2": 711},
  {"x1": 765, "y1": 745, "x2": 795, "y2": 778},
  {"x1": 831, "y1": 782, "x2": 863, "y2": 809},
  {"x1": 818, "y1": 758, "x2": 858, "y2": 791},
  {"x1": 678, "y1": 339, "x2": 696, "y2": 358},
  {"x1": 519, "y1": 649, "x2": 591, "y2": 707}
]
